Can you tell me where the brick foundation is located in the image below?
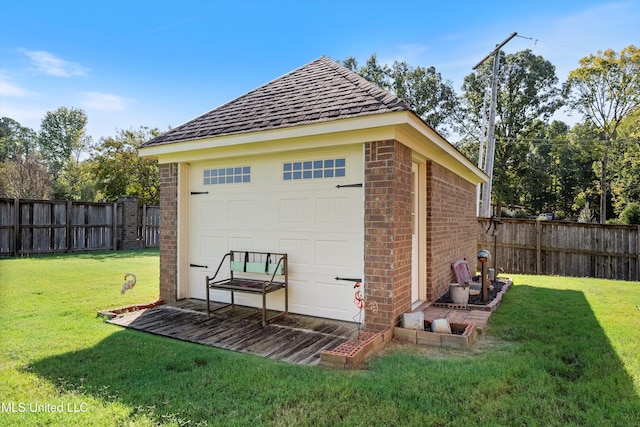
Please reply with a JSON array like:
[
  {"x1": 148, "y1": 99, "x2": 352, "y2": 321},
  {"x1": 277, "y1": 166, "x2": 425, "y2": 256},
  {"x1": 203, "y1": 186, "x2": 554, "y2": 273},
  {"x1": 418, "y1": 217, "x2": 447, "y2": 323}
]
[{"x1": 159, "y1": 163, "x2": 178, "y2": 303}]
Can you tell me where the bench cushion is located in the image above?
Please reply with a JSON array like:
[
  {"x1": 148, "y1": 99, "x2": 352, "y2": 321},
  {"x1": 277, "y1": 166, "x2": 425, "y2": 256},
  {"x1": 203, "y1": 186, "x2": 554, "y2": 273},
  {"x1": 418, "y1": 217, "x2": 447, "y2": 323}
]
[{"x1": 230, "y1": 261, "x2": 284, "y2": 275}]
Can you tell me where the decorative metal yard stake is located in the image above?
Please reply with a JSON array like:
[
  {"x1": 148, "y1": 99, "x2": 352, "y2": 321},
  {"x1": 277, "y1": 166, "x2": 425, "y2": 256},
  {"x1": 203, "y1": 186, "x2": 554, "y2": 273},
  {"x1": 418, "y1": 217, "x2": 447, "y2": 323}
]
[
  {"x1": 353, "y1": 282, "x2": 379, "y2": 343},
  {"x1": 335, "y1": 277, "x2": 378, "y2": 343},
  {"x1": 121, "y1": 273, "x2": 137, "y2": 295}
]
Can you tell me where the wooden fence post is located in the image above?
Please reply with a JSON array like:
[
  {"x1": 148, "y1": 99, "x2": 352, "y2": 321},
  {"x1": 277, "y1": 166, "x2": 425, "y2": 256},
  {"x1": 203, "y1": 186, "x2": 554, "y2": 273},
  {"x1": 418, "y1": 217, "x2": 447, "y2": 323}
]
[
  {"x1": 637, "y1": 225, "x2": 640, "y2": 282},
  {"x1": 13, "y1": 198, "x2": 19, "y2": 257},
  {"x1": 112, "y1": 202, "x2": 118, "y2": 251},
  {"x1": 66, "y1": 200, "x2": 72, "y2": 253},
  {"x1": 142, "y1": 204, "x2": 147, "y2": 249},
  {"x1": 536, "y1": 220, "x2": 542, "y2": 275}
]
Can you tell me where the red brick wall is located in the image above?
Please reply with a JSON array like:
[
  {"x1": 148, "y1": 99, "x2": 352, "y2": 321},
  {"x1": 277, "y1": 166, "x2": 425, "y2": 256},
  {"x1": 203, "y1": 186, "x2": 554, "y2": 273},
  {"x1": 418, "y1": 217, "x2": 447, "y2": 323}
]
[
  {"x1": 364, "y1": 140, "x2": 412, "y2": 331},
  {"x1": 159, "y1": 163, "x2": 178, "y2": 303},
  {"x1": 425, "y1": 161, "x2": 478, "y2": 301}
]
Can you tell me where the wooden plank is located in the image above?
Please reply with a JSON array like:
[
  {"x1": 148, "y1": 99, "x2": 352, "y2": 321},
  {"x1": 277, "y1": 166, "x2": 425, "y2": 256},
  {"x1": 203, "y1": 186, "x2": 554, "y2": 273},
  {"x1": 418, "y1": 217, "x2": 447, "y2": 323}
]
[
  {"x1": 106, "y1": 302, "x2": 356, "y2": 365},
  {"x1": 536, "y1": 220, "x2": 542, "y2": 275},
  {"x1": 13, "y1": 198, "x2": 18, "y2": 256},
  {"x1": 65, "y1": 200, "x2": 71, "y2": 253},
  {"x1": 637, "y1": 226, "x2": 640, "y2": 282}
]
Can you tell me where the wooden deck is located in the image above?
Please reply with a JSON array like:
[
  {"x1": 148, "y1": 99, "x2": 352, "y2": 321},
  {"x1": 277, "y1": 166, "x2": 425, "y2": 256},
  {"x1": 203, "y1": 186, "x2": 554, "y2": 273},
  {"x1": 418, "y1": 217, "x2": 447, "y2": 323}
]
[{"x1": 107, "y1": 299, "x2": 359, "y2": 365}]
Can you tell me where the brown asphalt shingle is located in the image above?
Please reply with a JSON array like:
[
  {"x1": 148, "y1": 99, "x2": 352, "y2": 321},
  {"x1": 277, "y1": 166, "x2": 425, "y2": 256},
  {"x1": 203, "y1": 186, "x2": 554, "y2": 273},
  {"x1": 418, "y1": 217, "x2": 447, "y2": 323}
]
[{"x1": 141, "y1": 56, "x2": 410, "y2": 147}]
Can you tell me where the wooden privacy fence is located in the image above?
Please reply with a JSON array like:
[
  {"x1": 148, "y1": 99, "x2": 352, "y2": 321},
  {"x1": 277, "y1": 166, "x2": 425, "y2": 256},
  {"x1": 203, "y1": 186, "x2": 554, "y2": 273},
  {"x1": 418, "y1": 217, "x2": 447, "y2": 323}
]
[
  {"x1": 478, "y1": 218, "x2": 640, "y2": 281},
  {"x1": 0, "y1": 197, "x2": 159, "y2": 257}
]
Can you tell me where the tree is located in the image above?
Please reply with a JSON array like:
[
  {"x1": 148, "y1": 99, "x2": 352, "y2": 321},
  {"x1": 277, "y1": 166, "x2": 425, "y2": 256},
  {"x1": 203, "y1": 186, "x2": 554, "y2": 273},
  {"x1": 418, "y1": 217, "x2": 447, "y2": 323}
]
[
  {"x1": 340, "y1": 57, "x2": 359, "y2": 73},
  {"x1": 38, "y1": 107, "x2": 91, "y2": 179},
  {"x1": 461, "y1": 49, "x2": 563, "y2": 213},
  {"x1": 0, "y1": 117, "x2": 38, "y2": 161},
  {"x1": 0, "y1": 153, "x2": 51, "y2": 199},
  {"x1": 566, "y1": 45, "x2": 640, "y2": 223},
  {"x1": 53, "y1": 159, "x2": 97, "y2": 201},
  {"x1": 515, "y1": 124, "x2": 558, "y2": 216},
  {"x1": 91, "y1": 127, "x2": 160, "y2": 204},
  {"x1": 566, "y1": 121, "x2": 602, "y2": 218},
  {"x1": 355, "y1": 54, "x2": 391, "y2": 91},
  {"x1": 608, "y1": 107, "x2": 640, "y2": 217},
  {"x1": 389, "y1": 61, "x2": 458, "y2": 134},
  {"x1": 339, "y1": 55, "x2": 459, "y2": 135},
  {"x1": 0, "y1": 117, "x2": 51, "y2": 198}
]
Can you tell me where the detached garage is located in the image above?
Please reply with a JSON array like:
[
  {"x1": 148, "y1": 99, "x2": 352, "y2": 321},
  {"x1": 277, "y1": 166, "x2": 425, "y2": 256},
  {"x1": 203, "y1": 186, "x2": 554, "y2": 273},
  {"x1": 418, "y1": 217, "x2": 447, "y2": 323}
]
[{"x1": 139, "y1": 56, "x2": 486, "y2": 330}]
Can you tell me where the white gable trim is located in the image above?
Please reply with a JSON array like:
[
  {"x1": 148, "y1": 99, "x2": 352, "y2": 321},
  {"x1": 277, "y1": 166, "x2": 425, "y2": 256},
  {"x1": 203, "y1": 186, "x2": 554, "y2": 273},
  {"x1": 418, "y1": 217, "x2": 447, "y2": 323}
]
[{"x1": 140, "y1": 110, "x2": 487, "y2": 185}]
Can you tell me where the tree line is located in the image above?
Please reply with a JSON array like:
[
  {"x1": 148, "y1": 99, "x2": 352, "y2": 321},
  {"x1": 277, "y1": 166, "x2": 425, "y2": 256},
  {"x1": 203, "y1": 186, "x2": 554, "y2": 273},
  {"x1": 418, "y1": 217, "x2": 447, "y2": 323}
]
[
  {"x1": 0, "y1": 109, "x2": 159, "y2": 204},
  {"x1": 1, "y1": 45, "x2": 638, "y2": 223},
  {"x1": 341, "y1": 45, "x2": 639, "y2": 224}
]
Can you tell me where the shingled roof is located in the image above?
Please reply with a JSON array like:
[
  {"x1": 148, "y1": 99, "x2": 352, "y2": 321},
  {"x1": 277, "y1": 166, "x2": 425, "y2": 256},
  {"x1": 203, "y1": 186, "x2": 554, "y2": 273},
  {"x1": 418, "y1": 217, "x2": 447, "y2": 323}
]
[{"x1": 141, "y1": 56, "x2": 411, "y2": 147}]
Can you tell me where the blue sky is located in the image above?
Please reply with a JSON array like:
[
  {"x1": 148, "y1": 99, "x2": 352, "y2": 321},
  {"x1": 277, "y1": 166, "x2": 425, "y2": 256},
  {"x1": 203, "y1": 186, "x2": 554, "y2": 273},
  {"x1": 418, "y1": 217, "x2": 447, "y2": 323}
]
[{"x1": 1, "y1": 0, "x2": 638, "y2": 144}]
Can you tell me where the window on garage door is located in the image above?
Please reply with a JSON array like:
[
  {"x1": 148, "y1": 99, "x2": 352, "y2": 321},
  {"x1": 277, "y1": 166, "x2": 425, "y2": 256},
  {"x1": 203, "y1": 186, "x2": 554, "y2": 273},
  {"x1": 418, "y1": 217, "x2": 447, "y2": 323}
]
[{"x1": 283, "y1": 158, "x2": 346, "y2": 180}]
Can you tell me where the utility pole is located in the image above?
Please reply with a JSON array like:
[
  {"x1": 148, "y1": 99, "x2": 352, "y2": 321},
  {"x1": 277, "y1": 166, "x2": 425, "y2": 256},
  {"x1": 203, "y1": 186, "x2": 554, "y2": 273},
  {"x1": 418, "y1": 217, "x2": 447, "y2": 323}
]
[
  {"x1": 476, "y1": 85, "x2": 488, "y2": 217},
  {"x1": 474, "y1": 32, "x2": 518, "y2": 218}
]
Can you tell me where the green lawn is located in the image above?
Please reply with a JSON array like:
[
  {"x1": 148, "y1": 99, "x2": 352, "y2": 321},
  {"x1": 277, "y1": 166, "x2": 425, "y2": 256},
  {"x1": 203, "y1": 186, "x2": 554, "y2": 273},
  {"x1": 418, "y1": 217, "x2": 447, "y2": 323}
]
[{"x1": 1, "y1": 250, "x2": 639, "y2": 426}]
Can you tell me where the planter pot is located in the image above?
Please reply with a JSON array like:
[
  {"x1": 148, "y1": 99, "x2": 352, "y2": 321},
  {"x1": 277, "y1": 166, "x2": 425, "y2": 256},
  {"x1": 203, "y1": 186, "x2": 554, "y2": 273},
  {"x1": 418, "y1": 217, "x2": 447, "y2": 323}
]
[{"x1": 449, "y1": 283, "x2": 470, "y2": 305}]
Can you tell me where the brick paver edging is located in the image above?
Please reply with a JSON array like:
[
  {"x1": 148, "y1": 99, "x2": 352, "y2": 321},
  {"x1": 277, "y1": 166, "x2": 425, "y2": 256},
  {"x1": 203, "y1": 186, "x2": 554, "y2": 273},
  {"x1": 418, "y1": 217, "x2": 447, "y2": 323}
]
[
  {"x1": 97, "y1": 299, "x2": 165, "y2": 320},
  {"x1": 320, "y1": 328, "x2": 394, "y2": 369},
  {"x1": 431, "y1": 279, "x2": 513, "y2": 311},
  {"x1": 394, "y1": 320, "x2": 478, "y2": 349}
]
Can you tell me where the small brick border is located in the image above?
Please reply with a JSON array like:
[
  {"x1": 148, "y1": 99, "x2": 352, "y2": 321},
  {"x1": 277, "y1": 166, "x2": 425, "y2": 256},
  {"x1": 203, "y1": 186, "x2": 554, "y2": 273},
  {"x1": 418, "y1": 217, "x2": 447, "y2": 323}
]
[
  {"x1": 320, "y1": 328, "x2": 394, "y2": 369},
  {"x1": 394, "y1": 320, "x2": 478, "y2": 349},
  {"x1": 320, "y1": 319, "x2": 479, "y2": 369},
  {"x1": 97, "y1": 299, "x2": 165, "y2": 320},
  {"x1": 431, "y1": 279, "x2": 512, "y2": 312}
]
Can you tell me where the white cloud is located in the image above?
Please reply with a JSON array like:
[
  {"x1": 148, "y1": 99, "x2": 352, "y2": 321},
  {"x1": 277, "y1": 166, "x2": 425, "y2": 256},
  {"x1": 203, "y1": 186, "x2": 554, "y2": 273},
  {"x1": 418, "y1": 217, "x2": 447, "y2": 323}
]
[
  {"x1": 379, "y1": 43, "x2": 429, "y2": 66},
  {"x1": 524, "y1": 2, "x2": 639, "y2": 81},
  {"x1": 0, "y1": 103, "x2": 46, "y2": 129},
  {"x1": 0, "y1": 72, "x2": 36, "y2": 97},
  {"x1": 79, "y1": 92, "x2": 133, "y2": 112},
  {"x1": 21, "y1": 49, "x2": 88, "y2": 77}
]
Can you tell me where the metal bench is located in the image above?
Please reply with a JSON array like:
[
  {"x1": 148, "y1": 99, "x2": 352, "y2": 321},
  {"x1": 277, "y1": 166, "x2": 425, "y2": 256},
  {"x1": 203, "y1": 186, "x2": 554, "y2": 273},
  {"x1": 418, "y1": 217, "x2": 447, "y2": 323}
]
[{"x1": 206, "y1": 251, "x2": 288, "y2": 326}]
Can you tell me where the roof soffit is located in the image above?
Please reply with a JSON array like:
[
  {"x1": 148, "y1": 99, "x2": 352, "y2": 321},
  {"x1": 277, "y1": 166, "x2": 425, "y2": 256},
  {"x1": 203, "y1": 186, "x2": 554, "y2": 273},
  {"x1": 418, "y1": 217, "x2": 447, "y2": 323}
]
[{"x1": 142, "y1": 109, "x2": 486, "y2": 185}]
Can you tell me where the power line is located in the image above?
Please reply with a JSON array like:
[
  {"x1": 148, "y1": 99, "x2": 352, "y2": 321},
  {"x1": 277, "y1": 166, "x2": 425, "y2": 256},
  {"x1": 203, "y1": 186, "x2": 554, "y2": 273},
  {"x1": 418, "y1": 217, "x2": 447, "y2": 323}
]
[
  {"x1": 497, "y1": 137, "x2": 639, "y2": 144},
  {"x1": 457, "y1": 136, "x2": 639, "y2": 148},
  {"x1": 516, "y1": 34, "x2": 592, "y2": 53}
]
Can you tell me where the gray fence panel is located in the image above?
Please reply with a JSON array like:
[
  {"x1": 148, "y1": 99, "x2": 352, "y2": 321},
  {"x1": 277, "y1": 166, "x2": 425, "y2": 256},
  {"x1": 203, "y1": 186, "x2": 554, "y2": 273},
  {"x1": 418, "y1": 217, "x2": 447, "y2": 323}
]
[
  {"x1": 0, "y1": 198, "x2": 159, "y2": 256},
  {"x1": 478, "y1": 218, "x2": 640, "y2": 281}
]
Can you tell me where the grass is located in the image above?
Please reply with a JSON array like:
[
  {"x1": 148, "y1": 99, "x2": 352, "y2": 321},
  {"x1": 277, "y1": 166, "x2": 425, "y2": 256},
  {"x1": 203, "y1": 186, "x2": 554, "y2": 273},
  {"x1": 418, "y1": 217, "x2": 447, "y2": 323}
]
[{"x1": 1, "y1": 251, "x2": 639, "y2": 426}]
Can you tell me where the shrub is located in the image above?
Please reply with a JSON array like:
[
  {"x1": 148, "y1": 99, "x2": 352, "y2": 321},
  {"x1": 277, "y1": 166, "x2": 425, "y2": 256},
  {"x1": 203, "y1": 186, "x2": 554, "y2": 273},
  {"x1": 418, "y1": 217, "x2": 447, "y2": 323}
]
[{"x1": 619, "y1": 202, "x2": 640, "y2": 225}]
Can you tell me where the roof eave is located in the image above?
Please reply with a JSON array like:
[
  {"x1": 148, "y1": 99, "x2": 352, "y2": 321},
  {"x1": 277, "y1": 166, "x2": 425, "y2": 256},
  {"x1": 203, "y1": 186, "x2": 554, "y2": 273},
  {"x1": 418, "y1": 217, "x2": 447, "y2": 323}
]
[
  {"x1": 138, "y1": 111, "x2": 410, "y2": 160},
  {"x1": 399, "y1": 113, "x2": 488, "y2": 184},
  {"x1": 139, "y1": 110, "x2": 487, "y2": 185}
]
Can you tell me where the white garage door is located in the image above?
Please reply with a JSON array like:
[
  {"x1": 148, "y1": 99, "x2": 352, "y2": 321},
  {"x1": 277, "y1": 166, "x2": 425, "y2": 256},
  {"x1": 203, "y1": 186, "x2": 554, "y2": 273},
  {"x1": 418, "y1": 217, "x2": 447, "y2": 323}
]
[{"x1": 187, "y1": 146, "x2": 364, "y2": 322}]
